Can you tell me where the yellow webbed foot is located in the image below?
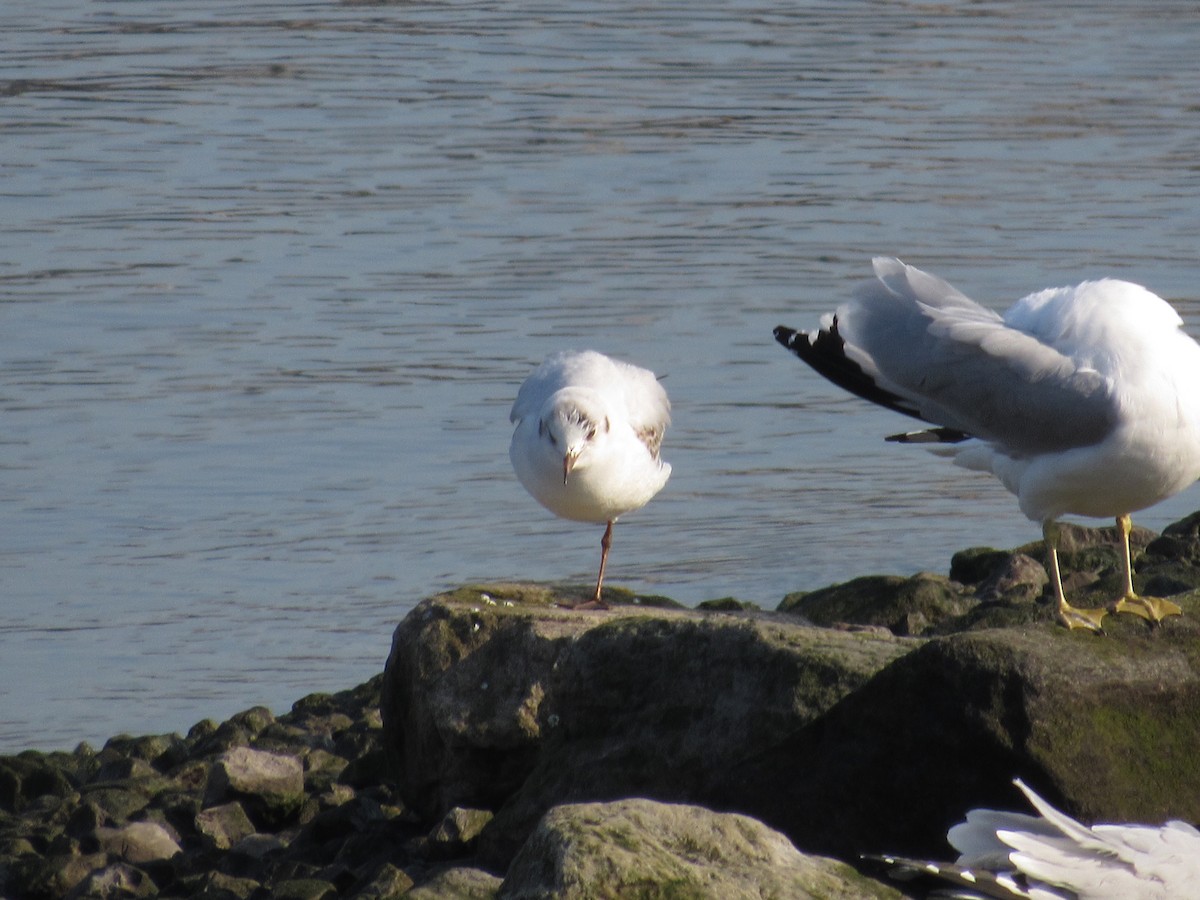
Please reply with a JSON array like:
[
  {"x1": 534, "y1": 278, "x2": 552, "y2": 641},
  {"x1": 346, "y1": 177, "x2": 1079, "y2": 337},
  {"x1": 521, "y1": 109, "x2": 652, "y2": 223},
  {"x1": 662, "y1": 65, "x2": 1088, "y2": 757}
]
[
  {"x1": 1057, "y1": 603, "x2": 1109, "y2": 633},
  {"x1": 1114, "y1": 594, "x2": 1182, "y2": 624}
]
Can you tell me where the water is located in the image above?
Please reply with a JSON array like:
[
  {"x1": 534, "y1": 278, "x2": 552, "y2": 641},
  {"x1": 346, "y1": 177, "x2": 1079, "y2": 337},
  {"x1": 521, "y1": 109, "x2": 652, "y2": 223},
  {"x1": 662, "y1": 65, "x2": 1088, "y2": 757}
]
[{"x1": 3, "y1": 1, "x2": 1200, "y2": 752}]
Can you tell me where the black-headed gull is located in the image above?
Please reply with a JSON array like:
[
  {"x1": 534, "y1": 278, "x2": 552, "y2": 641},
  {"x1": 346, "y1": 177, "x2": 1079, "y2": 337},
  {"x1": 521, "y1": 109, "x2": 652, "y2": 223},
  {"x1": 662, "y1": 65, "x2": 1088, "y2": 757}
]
[
  {"x1": 510, "y1": 350, "x2": 671, "y2": 607},
  {"x1": 775, "y1": 258, "x2": 1200, "y2": 631}
]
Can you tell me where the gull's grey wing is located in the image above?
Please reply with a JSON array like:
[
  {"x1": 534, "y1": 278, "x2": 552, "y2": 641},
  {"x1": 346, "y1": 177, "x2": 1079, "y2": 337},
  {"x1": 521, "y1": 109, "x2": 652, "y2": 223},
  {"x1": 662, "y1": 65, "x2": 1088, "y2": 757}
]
[{"x1": 823, "y1": 259, "x2": 1117, "y2": 455}]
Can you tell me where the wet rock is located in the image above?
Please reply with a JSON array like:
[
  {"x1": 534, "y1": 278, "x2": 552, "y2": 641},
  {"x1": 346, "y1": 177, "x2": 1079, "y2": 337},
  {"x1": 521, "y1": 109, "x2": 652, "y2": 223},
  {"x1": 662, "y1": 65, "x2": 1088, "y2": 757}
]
[{"x1": 499, "y1": 798, "x2": 904, "y2": 899}]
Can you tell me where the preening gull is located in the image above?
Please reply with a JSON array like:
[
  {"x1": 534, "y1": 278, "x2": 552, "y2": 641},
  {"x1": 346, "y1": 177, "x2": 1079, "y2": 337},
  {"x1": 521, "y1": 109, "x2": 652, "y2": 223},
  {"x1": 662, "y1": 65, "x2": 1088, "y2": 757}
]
[
  {"x1": 509, "y1": 350, "x2": 671, "y2": 607},
  {"x1": 872, "y1": 778, "x2": 1200, "y2": 899},
  {"x1": 774, "y1": 258, "x2": 1200, "y2": 631}
]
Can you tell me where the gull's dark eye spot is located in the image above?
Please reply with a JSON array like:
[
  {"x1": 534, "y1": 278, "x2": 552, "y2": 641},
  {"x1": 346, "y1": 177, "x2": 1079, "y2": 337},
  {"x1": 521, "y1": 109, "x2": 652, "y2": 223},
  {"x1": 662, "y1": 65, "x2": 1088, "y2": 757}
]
[{"x1": 586, "y1": 427, "x2": 596, "y2": 441}]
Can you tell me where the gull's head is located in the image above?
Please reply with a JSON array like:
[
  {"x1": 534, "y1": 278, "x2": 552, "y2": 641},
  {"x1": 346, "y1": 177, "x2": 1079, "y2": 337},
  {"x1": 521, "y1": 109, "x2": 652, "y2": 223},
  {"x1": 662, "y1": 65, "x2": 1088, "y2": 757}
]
[{"x1": 539, "y1": 391, "x2": 610, "y2": 484}]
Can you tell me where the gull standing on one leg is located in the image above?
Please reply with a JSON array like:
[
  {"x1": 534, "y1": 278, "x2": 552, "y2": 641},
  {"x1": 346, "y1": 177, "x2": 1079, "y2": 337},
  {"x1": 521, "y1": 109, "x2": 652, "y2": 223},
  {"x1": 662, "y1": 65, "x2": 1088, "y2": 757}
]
[
  {"x1": 774, "y1": 258, "x2": 1200, "y2": 631},
  {"x1": 509, "y1": 350, "x2": 672, "y2": 607}
]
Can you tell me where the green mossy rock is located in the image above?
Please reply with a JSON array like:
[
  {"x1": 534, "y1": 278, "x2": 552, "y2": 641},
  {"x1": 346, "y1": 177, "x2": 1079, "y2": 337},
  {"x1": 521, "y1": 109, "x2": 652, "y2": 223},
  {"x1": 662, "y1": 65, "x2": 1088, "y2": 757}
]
[
  {"x1": 500, "y1": 798, "x2": 904, "y2": 899},
  {"x1": 721, "y1": 614, "x2": 1200, "y2": 860}
]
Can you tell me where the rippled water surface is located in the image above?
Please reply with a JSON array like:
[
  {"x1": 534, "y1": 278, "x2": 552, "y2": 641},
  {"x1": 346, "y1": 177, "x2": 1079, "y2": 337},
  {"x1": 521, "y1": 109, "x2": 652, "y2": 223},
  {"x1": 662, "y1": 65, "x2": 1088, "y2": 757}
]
[{"x1": 4, "y1": 1, "x2": 1200, "y2": 751}]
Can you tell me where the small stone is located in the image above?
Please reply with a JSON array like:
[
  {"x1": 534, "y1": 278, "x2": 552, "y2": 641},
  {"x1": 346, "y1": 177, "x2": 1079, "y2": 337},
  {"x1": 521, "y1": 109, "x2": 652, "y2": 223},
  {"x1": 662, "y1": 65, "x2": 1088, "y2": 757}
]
[
  {"x1": 195, "y1": 800, "x2": 257, "y2": 850},
  {"x1": 976, "y1": 552, "x2": 1049, "y2": 604},
  {"x1": 63, "y1": 861, "x2": 157, "y2": 899},
  {"x1": 190, "y1": 871, "x2": 262, "y2": 899},
  {"x1": 272, "y1": 877, "x2": 338, "y2": 900},
  {"x1": 427, "y1": 806, "x2": 493, "y2": 856},
  {"x1": 206, "y1": 746, "x2": 304, "y2": 826},
  {"x1": 95, "y1": 820, "x2": 182, "y2": 864},
  {"x1": 230, "y1": 830, "x2": 290, "y2": 859},
  {"x1": 302, "y1": 748, "x2": 349, "y2": 793},
  {"x1": 349, "y1": 862, "x2": 415, "y2": 899},
  {"x1": 407, "y1": 867, "x2": 503, "y2": 899},
  {"x1": 17, "y1": 851, "x2": 109, "y2": 899},
  {"x1": 79, "y1": 785, "x2": 149, "y2": 824}
]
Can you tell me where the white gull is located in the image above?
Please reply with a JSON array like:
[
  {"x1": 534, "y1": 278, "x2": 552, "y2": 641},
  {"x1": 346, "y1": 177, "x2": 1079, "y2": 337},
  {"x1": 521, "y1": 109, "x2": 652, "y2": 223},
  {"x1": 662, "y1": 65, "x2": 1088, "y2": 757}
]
[
  {"x1": 774, "y1": 257, "x2": 1200, "y2": 631},
  {"x1": 509, "y1": 350, "x2": 671, "y2": 607}
]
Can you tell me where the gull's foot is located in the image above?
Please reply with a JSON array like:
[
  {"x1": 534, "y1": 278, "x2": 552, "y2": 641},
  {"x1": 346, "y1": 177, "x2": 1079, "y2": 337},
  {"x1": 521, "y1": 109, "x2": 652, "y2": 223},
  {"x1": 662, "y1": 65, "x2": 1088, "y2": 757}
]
[
  {"x1": 1113, "y1": 594, "x2": 1183, "y2": 624},
  {"x1": 1058, "y1": 603, "x2": 1109, "y2": 633}
]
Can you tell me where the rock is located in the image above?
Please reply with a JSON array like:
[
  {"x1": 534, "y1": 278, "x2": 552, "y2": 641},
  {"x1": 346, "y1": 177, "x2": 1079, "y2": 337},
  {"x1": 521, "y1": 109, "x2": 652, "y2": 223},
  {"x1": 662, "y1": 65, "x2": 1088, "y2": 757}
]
[
  {"x1": 426, "y1": 806, "x2": 494, "y2": 857},
  {"x1": 381, "y1": 585, "x2": 912, "y2": 865},
  {"x1": 206, "y1": 747, "x2": 305, "y2": 827},
  {"x1": 0, "y1": 754, "x2": 75, "y2": 813},
  {"x1": 63, "y1": 861, "x2": 157, "y2": 899},
  {"x1": 188, "y1": 871, "x2": 262, "y2": 898},
  {"x1": 348, "y1": 861, "x2": 415, "y2": 899},
  {"x1": 95, "y1": 820, "x2": 182, "y2": 863},
  {"x1": 720, "y1": 617, "x2": 1200, "y2": 861},
  {"x1": 14, "y1": 850, "x2": 109, "y2": 899},
  {"x1": 779, "y1": 571, "x2": 974, "y2": 634},
  {"x1": 0, "y1": 675, "x2": 393, "y2": 897},
  {"x1": 500, "y1": 798, "x2": 903, "y2": 899},
  {"x1": 195, "y1": 800, "x2": 257, "y2": 850},
  {"x1": 79, "y1": 784, "x2": 150, "y2": 824},
  {"x1": 272, "y1": 877, "x2": 338, "y2": 900},
  {"x1": 407, "y1": 866, "x2": 503, "y2": 899},
  {"x1": 974, "y1": 552, "x2": 1048, "y2": 604}
]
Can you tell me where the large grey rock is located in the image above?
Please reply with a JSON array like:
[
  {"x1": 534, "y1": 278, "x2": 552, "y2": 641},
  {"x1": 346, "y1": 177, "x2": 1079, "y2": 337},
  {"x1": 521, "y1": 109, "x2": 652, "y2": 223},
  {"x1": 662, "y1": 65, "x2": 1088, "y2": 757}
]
[
  {"x1": 499, "y1": 798, "x2": 904, "y2": 899},
  {"x1": 380, "y1": 584, "x2": 912, "y2": 864},
  {"x1": 381, "y1": 577, "x2": 1200, "y2": 872}
]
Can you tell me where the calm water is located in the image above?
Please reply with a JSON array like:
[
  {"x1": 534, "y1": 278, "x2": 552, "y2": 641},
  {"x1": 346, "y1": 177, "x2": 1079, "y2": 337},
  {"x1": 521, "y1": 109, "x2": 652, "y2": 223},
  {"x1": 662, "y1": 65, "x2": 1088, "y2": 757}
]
[{"x1": 4, "y1": 1, "x2": 1200, "y2": 751}]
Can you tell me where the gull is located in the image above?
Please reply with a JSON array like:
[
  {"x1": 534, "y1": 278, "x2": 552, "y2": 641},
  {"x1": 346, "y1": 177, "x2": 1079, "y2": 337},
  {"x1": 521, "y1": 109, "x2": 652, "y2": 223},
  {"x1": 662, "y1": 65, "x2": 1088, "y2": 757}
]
[
  {"x1": 774, "y1": 258, "x2": 1200, "y2": 631},
  {"x1": 509, "y1": 350, "x2": 671, "y2": 607},
  {"x1": 871, "y1": 778, "x2": 1200, "y2": 899}
]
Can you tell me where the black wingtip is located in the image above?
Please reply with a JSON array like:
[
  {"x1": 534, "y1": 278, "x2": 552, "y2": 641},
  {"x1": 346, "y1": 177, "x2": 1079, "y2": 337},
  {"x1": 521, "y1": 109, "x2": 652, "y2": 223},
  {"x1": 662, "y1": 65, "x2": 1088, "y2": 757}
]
[
  {"x1": 773, "y1": 324, "x2": 799, "y2": 346},
  {"x1": 885, "y1": 426, "x2": 971, "y2": 444}
]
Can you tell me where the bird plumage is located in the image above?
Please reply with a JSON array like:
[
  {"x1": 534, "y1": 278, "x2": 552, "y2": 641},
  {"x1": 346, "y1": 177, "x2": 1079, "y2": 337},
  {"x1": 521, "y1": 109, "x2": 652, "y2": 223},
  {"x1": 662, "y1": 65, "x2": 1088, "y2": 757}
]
[
  {"x1": 873, "y1": 779, "x2": 1200, "y2": 899},
  {"x1": 774, "y1": 258, "x2": 1200, "y2": 630},
  {"x1": 509, "y1": 350, "x2": 671, "y2": 605}
]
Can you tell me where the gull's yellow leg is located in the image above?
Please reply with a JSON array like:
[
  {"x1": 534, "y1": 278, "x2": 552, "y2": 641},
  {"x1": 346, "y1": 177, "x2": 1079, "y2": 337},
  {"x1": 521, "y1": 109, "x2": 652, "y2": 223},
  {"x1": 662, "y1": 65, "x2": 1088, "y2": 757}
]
[
  {"x1": 1044, "y1": 521, "x2": 1108, "y2": 632},
  {"x1": 1112, "y1": 514, "x2": 1182, "y2": 624}
]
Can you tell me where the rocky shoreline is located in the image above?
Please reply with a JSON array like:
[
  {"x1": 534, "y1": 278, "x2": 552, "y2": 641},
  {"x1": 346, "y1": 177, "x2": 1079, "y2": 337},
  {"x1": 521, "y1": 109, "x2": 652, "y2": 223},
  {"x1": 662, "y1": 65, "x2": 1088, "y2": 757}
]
[{"x1": 5, "y1": 513, "x2": 1200, "y2": 898}]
